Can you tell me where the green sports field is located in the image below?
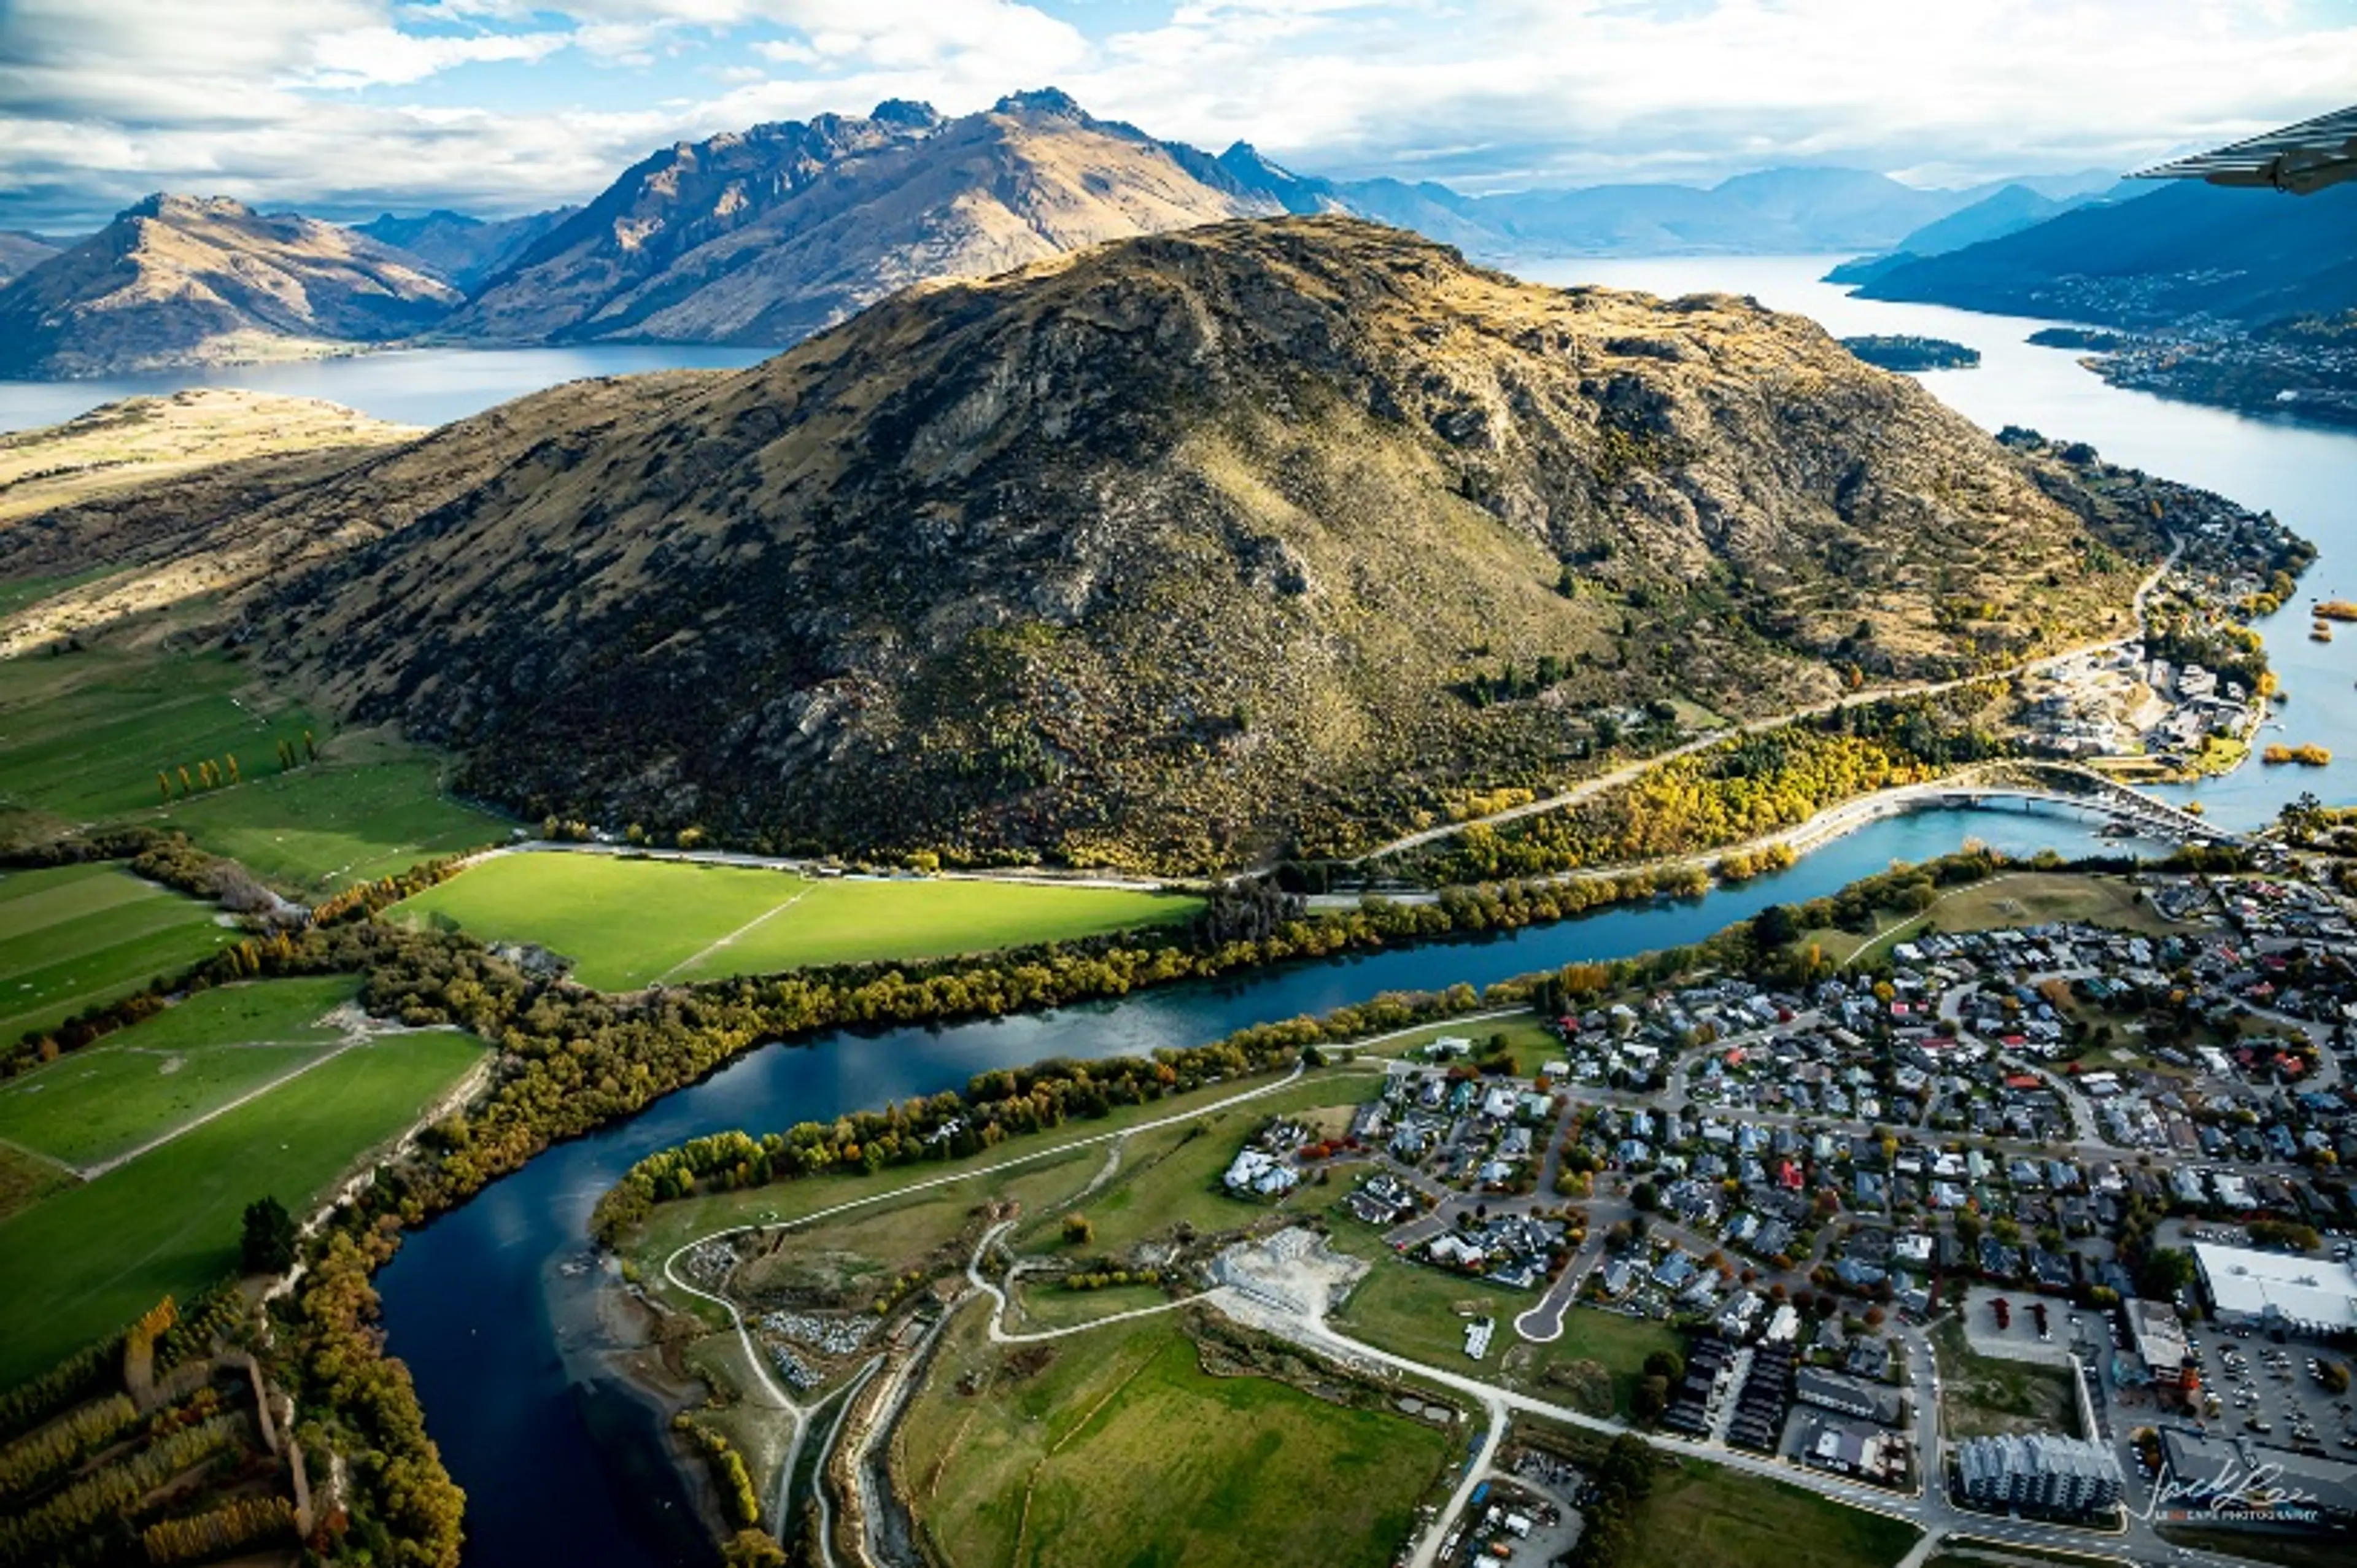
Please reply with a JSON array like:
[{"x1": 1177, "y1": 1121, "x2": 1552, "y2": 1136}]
[
  {"x1": 0, "y1": 646, "x2": 506, "y2": 889},
  {"x1": 0, "y1": 976, "x2": 359, "y2": 1170},
  {"x1": 0, "y1": 862, "x2": 238, "y2": 1042},
  {"x1": 0, "y1": 995, "x2": 482, "y2": 1387},
  {"x1": 390, "y1": 852, "x2": 1204, "y2": 989}
]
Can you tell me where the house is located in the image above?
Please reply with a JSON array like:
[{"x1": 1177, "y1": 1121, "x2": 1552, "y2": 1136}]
[
  {"x1": 1794, "y1": 1367, "x2": 1903, "y2": 1426},
  {"x1": 1223, "y1": 1148, "x2": 1298, "y2": 1197}
]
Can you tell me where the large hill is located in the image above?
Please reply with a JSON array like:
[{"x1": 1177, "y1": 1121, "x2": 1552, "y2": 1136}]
[
  {"x1": 438, "y1": 90, "x2": 1278, "y2": 346},
  {"x1": 0, "y1": 196, "x2": 461, "y2": 378},
  {"x1": 1855, "y1": 181, "x2": 2357, "y2": 326},
  {"x1": 47, "y1": 217, "x2": 2141, "y2": 874}
]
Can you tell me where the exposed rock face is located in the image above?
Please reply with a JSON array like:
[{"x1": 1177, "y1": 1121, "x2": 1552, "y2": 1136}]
[
  {"x1": 439, "y1": 90, "x2": 1280, "y2": 348},
  {"x1": 0, "y1": 196, "x2": 462, "y2": 377},
  {"x1": 0, "y1": 219, "x2": 2164, "y2": 871}
]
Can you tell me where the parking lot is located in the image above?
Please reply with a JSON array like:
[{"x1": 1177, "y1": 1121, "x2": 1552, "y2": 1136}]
[
  {"x1": 2192, "y1": 1327, "x2": 2357, "y2": 1458},
  {"x1": 2073, "y1": 1307, "x2": 2357, "y2": 1507}
]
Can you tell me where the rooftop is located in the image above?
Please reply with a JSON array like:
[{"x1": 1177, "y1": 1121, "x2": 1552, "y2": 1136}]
[{"x1": 2192, "y1": 1242, "x2": 2357, "y2": 1331}]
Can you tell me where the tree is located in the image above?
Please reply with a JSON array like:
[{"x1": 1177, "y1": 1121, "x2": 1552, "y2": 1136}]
[
  {"x1": 1630, "y1": 1180, "x2": 1660, "y2": 1213},
  {"x1": 241, "y1": 1196, "x2": 297, "y2": 1274},
  {"x1": 1752, "y1": 903, "x2": 1801, "y2": 949},
  {"x1": 1631, "y1": 1373, "x2": 1669, "y2": 1425},
  {"x1": 1061, "y1": 1212, "x2": 1093, "y2": 1246},
  {"x1": 722, "y1": 1530, "x2": 788, "y2": 1568},
  {"x1": 2137, "y1": 1246, "x2": 2196, "y2": 1301},
  {"x1": 1643, "y1": 1348, "x2": 1684, "y2": 1383}
]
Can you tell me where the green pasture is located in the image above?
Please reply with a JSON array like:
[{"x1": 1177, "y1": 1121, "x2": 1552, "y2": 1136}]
[
  {"x1": 0, "y1": 862, "x2": 236, "y2": 1041},
  {"x1": 391, "y1": 852, "x2": 1204, "y2": 989},
  {"x1": 0, "y1": 646, "x2": 506, "y2": 888},
  {"x1": 0, "y1": 1014, "x2": 482, "y2": 1386},
  {"x1": 902, "y1": 1309, "x2": 1452, "y2": 1568},
  {"x1": 0, "y1": 977, "x2": 358, "y2": 1169},
  {"x1": 152, "y1": 751, "x2": 506, "y2": 892}
]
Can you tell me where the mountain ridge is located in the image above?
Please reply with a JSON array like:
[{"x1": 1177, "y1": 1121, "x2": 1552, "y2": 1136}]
[
  {"x1": 44, "y1": 217, "x2": 2154, "y2": 873},
  {"x1": 0, "y1": 195, "x2": 461, "y2": 379},
  {"x1": 0, "y1": 88, "x2": 2114, "y2": 374},
  {"x1": 435, "y1": 91, "x2": 1280, "y2": 347},
  {"x1": 1854, "y1": 181, "x2": 2357, "y2": 326}
]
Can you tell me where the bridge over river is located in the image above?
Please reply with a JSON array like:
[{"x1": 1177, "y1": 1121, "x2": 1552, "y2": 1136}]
[{"x1": 1914, "y1": 760, "x2": 2248, "y2": 848}]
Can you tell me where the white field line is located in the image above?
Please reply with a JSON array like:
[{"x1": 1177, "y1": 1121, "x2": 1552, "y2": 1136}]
[
  {"x1": 654, "y1": 881, "x2": 819, "y2": 985},
  {"x1": 73, "y1": 1039, "x2": 363, "y2": 1180}
]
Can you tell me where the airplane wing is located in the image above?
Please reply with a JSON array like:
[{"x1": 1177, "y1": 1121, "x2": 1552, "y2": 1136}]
[{"x1": 2132, "y1": 103, "x2": 2357, "y2": 194}]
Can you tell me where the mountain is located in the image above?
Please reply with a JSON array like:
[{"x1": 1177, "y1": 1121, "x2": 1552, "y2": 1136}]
[
  {"x1": 1204, "y1": 157, "x2": 2013, "y2": 258},
  {"x1": 0, "y1": 196, "x2": 462, "y2": 378},
  {"x1": 1856, "y1": 182, "x2": 2357, "y2": 327},
  {"x1": 1465, "y1": 167, "x2": 1971, "y2": 257},
  {"x1": 1825, "y1": 177, "x2": 2132, "y2": 285},
  {"x1": 83, "y1": 217, "x2": 2149, "y2": 874},
  {"x1": 351, "y1": 207, "x2": 576, "y2": 290},
  {"x1": 439, "y1": 90, "x2": 1278, "y2": 347},
  {"x1": 0, "y1": 231, "x2": 61, "y2": 285}
]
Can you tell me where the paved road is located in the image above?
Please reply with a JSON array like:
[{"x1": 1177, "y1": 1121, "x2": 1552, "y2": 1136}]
[{"x1": 1349, "y1": 541, "x2": 2184, "y2": 868}]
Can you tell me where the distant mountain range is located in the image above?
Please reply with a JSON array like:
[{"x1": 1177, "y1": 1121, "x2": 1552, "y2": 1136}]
[
  {"x1": 1851, "y1": 180, "x2": 2357, "y2": 326},
  {"x1": 0, "y1": 85, "x2": 2285, "y2": 378},
  {"x1": 351, "y1": 208, "x2": 577, "y2": 292},
  {"x1": 1824, "y1": 176, "x2": 2125, "y2": 284},
  {"x1": 439, "y1": 90, "x2": 1274, "y2": 347},
  {"x1": 0, "y1": 231, "x2": 63, "y2": 285}
]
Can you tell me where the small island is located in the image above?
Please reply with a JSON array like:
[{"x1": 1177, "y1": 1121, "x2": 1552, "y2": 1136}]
[
  {"x1": 2027, "y1": 326, "x2": 2129, "y2": 353},
  {"x1": 1839, "y1": 334, "x2": 1981, "y2": 371}
]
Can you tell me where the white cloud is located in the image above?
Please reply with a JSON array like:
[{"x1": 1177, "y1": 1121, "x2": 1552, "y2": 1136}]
[
  {"x1": 303, "y1": 26, "x2": 573, "y2": 90},
  {"x1": 3, "y1": 0, "x2": 2355, "y2": 230}
]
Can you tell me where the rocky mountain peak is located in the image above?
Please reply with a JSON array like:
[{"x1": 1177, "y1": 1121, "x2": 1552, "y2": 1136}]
[{"x1": 993, "y1": 86, "x2": 1090, "y2": 121}]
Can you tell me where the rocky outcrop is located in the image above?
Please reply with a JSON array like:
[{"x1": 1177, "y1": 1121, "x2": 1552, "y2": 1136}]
[{"x1": 438, "y1": 90, "x2": 1278, "y2": 348}]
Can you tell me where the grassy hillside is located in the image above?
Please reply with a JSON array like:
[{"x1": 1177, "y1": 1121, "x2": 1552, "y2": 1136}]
[
  {"x1": 0, "y1": 645, "x2": 505, "y2": 890},
  {"x1": 0, "y1": 863, "x2": 237, "y2": 1044},
  {"x1": 192, "y1": 218, "x2": 2170, "y2": 875}
]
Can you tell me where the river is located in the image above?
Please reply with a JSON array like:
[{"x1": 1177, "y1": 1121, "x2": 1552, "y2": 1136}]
[
  {"x1": 14, "y1": 261, "x2": 2356, "y2": 1564},
  {"x1": 373, "y1": 809, "x2": 2130, "y2": 1568}
]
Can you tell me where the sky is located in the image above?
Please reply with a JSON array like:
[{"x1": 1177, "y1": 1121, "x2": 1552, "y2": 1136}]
[{"x1": 1, "y1": 0, "x2": 2354, "y2": 231}]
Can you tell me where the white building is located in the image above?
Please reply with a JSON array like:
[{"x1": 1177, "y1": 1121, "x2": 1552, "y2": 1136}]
[
  {"x1": 1222, "y1": 1148, "x2": 1298, "y2": 1197},
  {"x1": 2193, "y1": 1242, "x2": 2357, "y2": 1334}
]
